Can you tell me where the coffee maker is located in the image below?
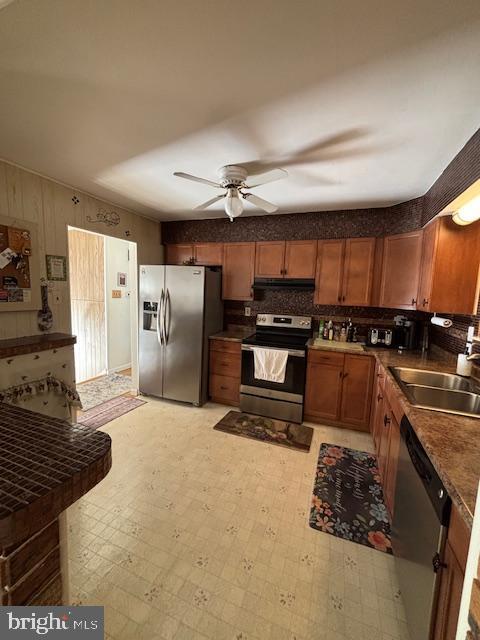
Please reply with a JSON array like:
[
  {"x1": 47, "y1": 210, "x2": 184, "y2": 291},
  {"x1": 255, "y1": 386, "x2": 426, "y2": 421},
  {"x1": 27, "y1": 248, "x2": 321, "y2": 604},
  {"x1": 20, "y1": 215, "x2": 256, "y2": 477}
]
[{"x1": 393, "y1": 315, "x2": 417, "y2": 351}]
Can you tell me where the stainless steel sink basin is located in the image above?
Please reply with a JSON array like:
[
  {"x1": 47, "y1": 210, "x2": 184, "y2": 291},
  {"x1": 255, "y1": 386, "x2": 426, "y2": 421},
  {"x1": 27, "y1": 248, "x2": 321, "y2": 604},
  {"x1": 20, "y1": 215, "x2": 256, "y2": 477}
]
[
  {"x1": 390, "y1": 366, "x2": 480, "y2": 419},
  {"x1": 391, "y1": 367, "x2": 474, "y2": 391},
  {"x1": 405, "y1": 385, "x2": 480, "y2": 417}
]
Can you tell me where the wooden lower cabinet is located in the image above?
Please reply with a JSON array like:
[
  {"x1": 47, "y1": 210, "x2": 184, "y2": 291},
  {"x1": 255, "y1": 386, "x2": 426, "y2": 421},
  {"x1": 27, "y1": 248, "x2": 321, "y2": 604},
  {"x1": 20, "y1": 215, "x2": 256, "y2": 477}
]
[
  {"x1": 305, "y1": 352, "x2": 344, "y2": 422},
  {"x1": 209, "y1": 339, "x2": 241, "y2": 406},
  {"x1": 304, "y1": 350, "x2": 374, "y2": 431},
  {"x1": 433, "y1": 505, "x2": 469, "y2": 640},
  {"x1": 340, "y1": 354, "x2": 375, "y2": 430}
]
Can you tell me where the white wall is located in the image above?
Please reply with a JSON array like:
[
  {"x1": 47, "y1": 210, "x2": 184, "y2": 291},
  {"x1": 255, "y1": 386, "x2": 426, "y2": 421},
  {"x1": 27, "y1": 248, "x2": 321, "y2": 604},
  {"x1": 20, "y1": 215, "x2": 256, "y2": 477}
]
[{"x1": 105, "y1": 235, "x2": 132, "y2": 373}]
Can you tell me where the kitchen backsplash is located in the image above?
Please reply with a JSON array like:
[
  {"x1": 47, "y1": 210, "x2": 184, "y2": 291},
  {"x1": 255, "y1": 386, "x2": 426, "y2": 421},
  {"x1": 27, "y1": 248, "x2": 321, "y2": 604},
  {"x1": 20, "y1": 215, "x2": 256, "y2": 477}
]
[{"x1": 163, "y1": 128, "x2": 480, "y2": 354}]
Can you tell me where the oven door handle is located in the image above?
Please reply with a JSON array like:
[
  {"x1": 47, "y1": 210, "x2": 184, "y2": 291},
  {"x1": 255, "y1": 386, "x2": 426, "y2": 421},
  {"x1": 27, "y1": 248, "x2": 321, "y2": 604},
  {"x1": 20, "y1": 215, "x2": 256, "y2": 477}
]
[{"x1": 241, "y1": 344, "x2": 305, "y2": 358}]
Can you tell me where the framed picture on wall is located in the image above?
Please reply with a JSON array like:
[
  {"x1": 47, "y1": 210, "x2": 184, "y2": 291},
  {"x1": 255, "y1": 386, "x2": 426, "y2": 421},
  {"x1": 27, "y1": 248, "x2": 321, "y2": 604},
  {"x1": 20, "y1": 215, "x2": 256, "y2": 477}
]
[
  {"x1": 117, "y1": 272, "x2": 127, "y2": 287},
  {"x1": 46, "y1": 254, "x2": 68, "y2": 281}
]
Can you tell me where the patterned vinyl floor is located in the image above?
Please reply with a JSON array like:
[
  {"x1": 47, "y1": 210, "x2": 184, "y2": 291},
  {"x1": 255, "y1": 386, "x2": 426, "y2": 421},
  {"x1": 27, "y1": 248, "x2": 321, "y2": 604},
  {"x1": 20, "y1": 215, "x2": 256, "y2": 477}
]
[{"x1": 67, "y1": 399, "x2": 410, "y2": 640}]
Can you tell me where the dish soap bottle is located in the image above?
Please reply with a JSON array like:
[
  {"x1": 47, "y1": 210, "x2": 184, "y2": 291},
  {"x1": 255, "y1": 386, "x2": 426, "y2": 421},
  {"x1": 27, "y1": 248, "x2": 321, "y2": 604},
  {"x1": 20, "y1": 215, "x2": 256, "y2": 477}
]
[{"x1": 328, "y1": 320, "x2": 334, "y2": 341}]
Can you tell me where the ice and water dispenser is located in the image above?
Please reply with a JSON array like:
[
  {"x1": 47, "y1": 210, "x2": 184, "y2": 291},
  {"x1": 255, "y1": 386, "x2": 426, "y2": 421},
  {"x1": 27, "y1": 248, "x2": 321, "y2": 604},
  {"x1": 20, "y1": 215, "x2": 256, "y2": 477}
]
[{"x1": 143, "y1": 301, "x2": 159, "y2": 331}]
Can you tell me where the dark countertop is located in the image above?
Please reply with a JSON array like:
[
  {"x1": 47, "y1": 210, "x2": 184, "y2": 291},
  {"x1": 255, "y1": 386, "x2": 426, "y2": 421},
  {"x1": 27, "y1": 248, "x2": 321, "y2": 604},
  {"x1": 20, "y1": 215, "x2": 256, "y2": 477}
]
[
  {"x1": 0, "y1": 333, "x2": 76, "y2": 359},
  {"x1": 0, "y1": 403, "x2": 111, "y2": 546},
  {"x1": 308, "y1": 340, "x2": 479, "y2": 528},
  {"x1": 210, "y1": 327, "x2": 254, "y2": 342},
  {"x1": 374, "y1": 349, "x2": 480, "y2": 529}
]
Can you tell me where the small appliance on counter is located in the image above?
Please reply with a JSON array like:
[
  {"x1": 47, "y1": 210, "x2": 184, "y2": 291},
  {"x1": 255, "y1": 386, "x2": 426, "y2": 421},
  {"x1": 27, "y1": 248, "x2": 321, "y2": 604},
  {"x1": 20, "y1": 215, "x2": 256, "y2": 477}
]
[
  {"x1": 366, "y1": 327, "x2": 394, "y2": 348},
  {"x1": 393, "y1": 315, "x2": 417, "y2": 351}
]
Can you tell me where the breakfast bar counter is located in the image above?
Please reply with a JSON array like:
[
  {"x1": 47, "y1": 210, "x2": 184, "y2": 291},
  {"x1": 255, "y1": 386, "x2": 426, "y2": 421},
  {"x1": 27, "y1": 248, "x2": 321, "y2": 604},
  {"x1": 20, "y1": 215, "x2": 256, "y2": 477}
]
[{"x1": 0, "y1": 402, "x2": 112, "y2": 605}]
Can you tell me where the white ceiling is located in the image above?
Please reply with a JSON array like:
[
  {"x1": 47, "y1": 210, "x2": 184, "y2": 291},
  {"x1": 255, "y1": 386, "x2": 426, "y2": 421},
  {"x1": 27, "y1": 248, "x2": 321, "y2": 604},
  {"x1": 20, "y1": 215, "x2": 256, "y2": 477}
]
[{"x1": 0, "y1": 0, "x2": 479, "y2": 221}]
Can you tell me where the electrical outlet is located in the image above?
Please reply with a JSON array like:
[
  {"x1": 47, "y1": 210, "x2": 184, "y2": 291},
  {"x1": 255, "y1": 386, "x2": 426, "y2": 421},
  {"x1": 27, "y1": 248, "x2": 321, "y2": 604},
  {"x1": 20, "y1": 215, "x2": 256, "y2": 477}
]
[
  {"x1": 245, "y1": 306, "x2": 251, "y2": 317},
  {"x1": 112, "y1": 290, "x2": 122, "y2": 299}
]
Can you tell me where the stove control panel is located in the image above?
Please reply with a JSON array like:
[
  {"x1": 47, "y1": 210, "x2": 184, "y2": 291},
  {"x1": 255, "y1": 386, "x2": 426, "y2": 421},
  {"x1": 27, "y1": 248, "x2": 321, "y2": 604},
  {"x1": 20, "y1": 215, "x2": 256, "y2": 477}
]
[{"x1": 255, "y1": 314, "x2": 312, "y2": 330}]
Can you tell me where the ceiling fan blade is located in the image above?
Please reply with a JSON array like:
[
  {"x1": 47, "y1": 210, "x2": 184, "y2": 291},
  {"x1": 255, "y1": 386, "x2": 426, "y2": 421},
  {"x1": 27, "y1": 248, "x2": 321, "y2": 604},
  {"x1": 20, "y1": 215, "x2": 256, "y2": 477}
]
[
  {"x1": 194, "y1": 194, "x2": 226, "y2": 210},
  {"x1": 242, "y1": 192, "x2": 278, "y2": 214},
  {"x1": 244, "y1": 168, "x2": 288, "y2": 188},
  {"x1": 173, "y1": 172, "x2": 221, "y2": 188}
]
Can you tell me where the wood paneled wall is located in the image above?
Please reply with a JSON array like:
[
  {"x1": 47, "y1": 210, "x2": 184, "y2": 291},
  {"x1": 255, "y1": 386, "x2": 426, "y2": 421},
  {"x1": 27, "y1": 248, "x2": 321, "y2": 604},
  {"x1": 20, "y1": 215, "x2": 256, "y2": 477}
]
[
  {"x1": 0, "y1": 159, "x2": 162, "y2": 340},
  {"x1": 69, "y1": 229, "x2": 106, "y2": 383}
]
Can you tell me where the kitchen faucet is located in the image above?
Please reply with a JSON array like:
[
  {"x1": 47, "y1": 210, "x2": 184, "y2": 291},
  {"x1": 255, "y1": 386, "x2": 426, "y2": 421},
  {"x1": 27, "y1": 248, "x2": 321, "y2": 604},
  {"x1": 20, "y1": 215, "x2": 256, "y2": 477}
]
[{"x1": 466, "y1": 353, "x2": 480, "y2": 361}]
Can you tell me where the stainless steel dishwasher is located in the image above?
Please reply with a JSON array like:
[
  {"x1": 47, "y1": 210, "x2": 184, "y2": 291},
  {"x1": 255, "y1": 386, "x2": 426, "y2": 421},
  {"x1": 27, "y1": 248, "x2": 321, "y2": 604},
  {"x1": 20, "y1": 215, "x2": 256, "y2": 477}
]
[{"x1": 392, "y1": 416, "x2": 451, "y2": 640}]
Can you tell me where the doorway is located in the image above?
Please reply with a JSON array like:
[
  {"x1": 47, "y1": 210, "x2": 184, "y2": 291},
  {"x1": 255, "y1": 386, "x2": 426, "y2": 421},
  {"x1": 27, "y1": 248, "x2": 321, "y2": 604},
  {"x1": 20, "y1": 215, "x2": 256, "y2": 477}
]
[{"x1": 68, "y1": 227, "x2": 138, "y2": 410}]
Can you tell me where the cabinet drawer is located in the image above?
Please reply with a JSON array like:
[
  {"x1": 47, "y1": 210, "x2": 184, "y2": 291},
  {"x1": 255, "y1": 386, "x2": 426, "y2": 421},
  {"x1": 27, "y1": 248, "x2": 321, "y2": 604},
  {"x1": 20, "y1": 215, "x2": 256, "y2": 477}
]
[
  {"x1": 308, "y1": 349, "x2": 345, "y2": 366},
  {"x1": 210, "y1": 350, "x2": 241, "y2": 377},
  {"x1": 209, "y1": 374, "x2": 240, "y2": 405},
  {"x1": 209, "y1": 339, "x2": 241, "y2": 355}
]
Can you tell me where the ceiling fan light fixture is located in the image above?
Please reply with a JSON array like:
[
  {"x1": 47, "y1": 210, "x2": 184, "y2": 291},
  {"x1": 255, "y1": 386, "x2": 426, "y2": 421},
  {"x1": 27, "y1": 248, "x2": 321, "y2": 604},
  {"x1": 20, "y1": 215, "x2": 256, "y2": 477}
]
[{"x1": 224, "y1": 188, "x2": 243, "y2": 221}]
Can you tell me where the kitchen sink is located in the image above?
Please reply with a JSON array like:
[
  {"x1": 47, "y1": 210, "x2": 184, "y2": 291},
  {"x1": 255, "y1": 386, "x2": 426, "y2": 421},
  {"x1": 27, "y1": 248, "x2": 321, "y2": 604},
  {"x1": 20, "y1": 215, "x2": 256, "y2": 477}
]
[
  {"x1": 390, "y1": 367, "x2": 480, "y2": 419},
  {"x1": 390, "y1": 367, "x2": 474, "y2": 391}
]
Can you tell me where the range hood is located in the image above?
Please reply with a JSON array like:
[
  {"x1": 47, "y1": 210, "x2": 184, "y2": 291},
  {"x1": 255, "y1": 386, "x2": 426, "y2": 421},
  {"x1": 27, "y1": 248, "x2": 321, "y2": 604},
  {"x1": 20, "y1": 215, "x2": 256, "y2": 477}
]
[{"x1": 252, "y1": 278, "x2": 315, "y2": 291}]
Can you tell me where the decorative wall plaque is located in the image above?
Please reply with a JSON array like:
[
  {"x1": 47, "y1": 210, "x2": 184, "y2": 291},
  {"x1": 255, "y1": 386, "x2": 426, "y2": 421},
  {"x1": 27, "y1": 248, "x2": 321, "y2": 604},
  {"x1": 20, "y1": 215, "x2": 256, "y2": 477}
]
[{"x1": 46, "y1": 254, "x2": 68, "y2": 281}]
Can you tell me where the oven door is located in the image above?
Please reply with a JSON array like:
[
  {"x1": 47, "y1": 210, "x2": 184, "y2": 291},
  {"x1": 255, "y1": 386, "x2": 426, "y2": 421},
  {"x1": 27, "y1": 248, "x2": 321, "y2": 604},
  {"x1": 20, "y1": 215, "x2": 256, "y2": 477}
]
[{"x1": 240, "y1": 344, "x2": 306, "y2": 400}]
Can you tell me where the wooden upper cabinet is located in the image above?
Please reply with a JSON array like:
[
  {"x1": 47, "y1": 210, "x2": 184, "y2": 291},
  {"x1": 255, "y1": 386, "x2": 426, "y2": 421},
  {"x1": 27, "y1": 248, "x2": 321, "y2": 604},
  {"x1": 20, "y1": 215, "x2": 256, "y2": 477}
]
[
  {"x1": 418, "y1": 217, "x2": 480, "y2": 315},
  {"x1": 255, "y1": 241, "x2": 285, "y2": 277},
  {"x1": 165, "y1": 244, "x2": 194, "y2": 265},
  {"x1": 339, "y1": 354, "x2": 374, "y2": 431},
  {"x1": 417, "y1": 221, "x2": 438, "y2": 311},
  {"x1": 194, "y1": 243, "x2": 223, "y2": 266},
  {"x1": 284, "y1": 240, "x2": 317, "y2": 278},
  {"x1": 314, "y1": 240, "x2": 345, "y2": 304},
  {"x1": 255, "y1": 240, "x2": 317, "y2": 278},
  {"x1": 222, "y1": 242, "x2": 255, "y2": 300},
  {"x1": 379, "y1": 230, "x2": 423, "y2": 309},
  {"x1": 342, "y1": 238, "x2": 376, "y2": 305}
]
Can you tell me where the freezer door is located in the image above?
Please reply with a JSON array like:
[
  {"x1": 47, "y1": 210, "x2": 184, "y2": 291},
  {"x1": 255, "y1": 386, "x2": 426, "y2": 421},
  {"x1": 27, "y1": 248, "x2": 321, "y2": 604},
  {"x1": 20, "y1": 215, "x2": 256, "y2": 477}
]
[
  {"x1": 163, "y1": 266, "x2": 205, "y2": 404},
  {"x1": 139, "y1": 265, "x2": 165, "y2": 397}
]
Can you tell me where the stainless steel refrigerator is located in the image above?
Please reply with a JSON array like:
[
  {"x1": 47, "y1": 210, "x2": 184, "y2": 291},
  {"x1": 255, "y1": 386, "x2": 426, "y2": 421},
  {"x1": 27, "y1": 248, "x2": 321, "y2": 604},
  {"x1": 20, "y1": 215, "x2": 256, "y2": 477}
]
[{"x1": 139, "y1": 265, "x2": 223, "y2": 405}]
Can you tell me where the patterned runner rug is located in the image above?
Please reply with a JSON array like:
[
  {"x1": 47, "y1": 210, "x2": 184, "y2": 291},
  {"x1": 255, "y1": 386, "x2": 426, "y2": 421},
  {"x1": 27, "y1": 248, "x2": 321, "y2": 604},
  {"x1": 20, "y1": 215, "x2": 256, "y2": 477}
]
[
  {"x1": 309, "y1": 443, "x2": 392, "y2": 554},
  {"x1": 213, "y1": 411, "x2": 313, "y2": 452},
  {"x1": 77, "y1": 395, "x2": 145, "y2": 429}
]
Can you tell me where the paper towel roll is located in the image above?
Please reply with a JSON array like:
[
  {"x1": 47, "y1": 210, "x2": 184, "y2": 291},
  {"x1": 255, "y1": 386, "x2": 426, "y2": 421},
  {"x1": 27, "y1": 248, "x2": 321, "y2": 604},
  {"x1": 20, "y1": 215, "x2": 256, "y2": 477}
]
[{"x1": 431, "y1": 316, "x2": 453, "y2": 328}]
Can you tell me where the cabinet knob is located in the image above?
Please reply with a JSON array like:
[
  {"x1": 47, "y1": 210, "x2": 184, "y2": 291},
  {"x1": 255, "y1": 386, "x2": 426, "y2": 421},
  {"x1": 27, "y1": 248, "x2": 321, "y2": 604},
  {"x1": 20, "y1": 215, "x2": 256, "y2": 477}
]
[
  {"x1": 377, "y1": 394, "x2": 383, "y2": 402},
  {"x1": 342, "y1": 295, "x2": 346, "y2": 302},
  {"x1": 220, "y1": 386, "x2": 228, "y2": 391},
  {"x1": 338, "y1": 296, "x2": 341, "y2": 302},
  {"x1": 411, "y1": 298, "x2": 417, "y2": 305},
  {"x1": 423, "y1": 299, "x2": 428, "y2": 306},
  {"x1": 383, "y1": 414, "x2": 391, "y2": 427}
]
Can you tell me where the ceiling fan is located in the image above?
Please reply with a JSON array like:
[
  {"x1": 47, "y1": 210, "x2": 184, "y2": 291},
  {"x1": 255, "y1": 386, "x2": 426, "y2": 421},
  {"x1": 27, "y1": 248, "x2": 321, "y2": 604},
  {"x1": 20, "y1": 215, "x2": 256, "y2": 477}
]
[{"x1": 173, "y1": 165, "x2": 287, "y2": 221}]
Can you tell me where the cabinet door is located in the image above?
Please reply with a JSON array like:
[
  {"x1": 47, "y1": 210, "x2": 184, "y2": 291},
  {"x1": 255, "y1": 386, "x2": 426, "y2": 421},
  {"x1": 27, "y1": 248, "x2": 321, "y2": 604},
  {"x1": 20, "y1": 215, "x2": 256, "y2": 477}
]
[
  {"x1": 165, "y1": 244, "x2": 194, "y2": 265},
  {"x1": 371, "y1": 366, "x2": 386, "y2": 448},
  {"x1": 377, "y1": 403, "x2": 391, "y2": 483},
  {"x1": 194, "y1": 243, "x2": 223, "y2": 266},
  {"x1": 384, "y1": 412, "x2": 400, "y2": 516},
  {"x1": 284, "y1": 240, "x2": 317, "y2": 278},
  {"x1": 339, "y1": 355, "x2": 375, "y2": 430},
  {"x1": 432, "y1": 541, "x2": 464, "y2": 640},
  {"x1": 342, "y1": 238, "x2": 375, "y2": 305},
  {"x1": 304, "y1": 353, "x2": 344, "y2": 422},
  {"x1": 222, "y1": 243, "x2": 255, "y2": 300},
  {"x1": 255, "y1": 241, "x2": 285, "y2": 277},
  {"x1": 417, "y1": 221, "x2": 438, "y2": 311},
  {"x1": 314, "y1": 240, "x2": 345, "y2": 305},
  {"x1": 379, "y1": 231, "x2": 423, "y2": 309}
]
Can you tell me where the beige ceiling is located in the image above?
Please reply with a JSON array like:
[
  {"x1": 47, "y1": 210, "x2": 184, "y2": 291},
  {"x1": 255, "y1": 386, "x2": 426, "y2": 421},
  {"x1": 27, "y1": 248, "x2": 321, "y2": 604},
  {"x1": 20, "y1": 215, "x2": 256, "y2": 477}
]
[{"x1": 1, "y1": 0, "x2": 479, "y2": 221}]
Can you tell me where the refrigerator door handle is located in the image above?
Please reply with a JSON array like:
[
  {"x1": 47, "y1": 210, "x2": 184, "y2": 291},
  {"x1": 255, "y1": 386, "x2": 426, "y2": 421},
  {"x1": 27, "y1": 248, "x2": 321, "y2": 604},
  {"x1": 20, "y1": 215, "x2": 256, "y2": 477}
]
[
  {"x1": 165, "y1": 288, "x2": 171, "y2": 345},
  {"x1": 158, "y1": 289, "x2": 165, "y2": 345}
]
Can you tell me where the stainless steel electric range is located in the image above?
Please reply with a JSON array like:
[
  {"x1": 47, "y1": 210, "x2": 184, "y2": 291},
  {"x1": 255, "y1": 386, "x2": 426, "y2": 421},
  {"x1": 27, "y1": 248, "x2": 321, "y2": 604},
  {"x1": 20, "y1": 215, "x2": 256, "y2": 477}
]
[{"x1": 240, "y1": 314, "x2": 312, "y2": 423}]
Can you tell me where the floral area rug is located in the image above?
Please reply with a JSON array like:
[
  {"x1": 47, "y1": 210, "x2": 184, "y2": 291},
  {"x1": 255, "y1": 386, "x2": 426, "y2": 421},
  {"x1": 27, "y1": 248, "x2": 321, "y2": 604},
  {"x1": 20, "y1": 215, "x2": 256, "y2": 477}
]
[
  {"x1": 77, "y1": 373, "x2": 133, "y2": 411},
  {"x1": 213, "y1": 411, "x2": 313, "y2": 452},
  {"x1": 309, "y1": 443, "x2": 392, "y2": 554}
]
